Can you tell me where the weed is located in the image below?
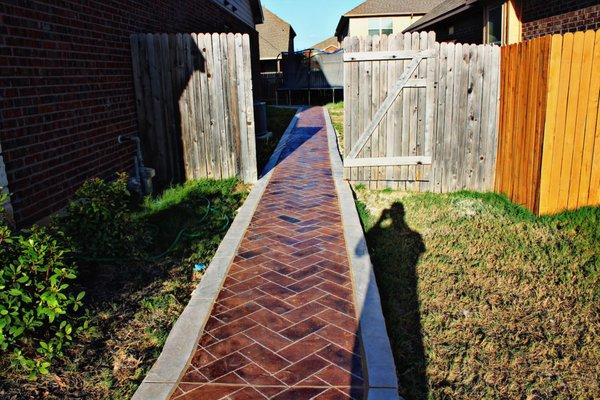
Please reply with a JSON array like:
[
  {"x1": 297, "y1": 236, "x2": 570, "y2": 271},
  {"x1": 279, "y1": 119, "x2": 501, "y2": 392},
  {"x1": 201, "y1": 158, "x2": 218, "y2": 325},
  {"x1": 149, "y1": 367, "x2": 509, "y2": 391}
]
[{"x1": 325, "y1": 102, "x2": 344, "y2": 152}]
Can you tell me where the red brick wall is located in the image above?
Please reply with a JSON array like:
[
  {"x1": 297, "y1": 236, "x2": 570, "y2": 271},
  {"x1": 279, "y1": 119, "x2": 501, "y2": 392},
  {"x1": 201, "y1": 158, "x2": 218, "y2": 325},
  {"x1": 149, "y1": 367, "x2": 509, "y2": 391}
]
[
  {"x1": 522, "y1": 1, "x2": 600, "y2": 40},
  {"x1": 1, "y1": 0, "x2": 260, "y2": 226}
]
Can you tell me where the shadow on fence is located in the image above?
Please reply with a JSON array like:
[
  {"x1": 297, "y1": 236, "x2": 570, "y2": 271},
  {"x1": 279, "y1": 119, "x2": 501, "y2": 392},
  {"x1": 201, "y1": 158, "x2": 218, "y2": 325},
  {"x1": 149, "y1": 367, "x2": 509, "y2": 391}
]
[{"x1": 130, "y1": 33, "x2": 258, "y2": 190}]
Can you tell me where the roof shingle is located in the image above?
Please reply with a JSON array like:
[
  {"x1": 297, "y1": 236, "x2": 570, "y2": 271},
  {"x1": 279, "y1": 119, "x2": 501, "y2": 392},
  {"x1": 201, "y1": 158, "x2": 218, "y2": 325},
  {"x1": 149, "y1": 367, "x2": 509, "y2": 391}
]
[
  {"x1": 257, "y1": 7, "x2": 296, "y2": 60},
  {"x1": 311, "y1": 36, "x2": 341, "y2": 52},
  {"x1": 344, "y1": 0, "x2": 444, "y2": 16},
  {"x1": 404, "y1": 0, "x2": 478, "y2": 32}
]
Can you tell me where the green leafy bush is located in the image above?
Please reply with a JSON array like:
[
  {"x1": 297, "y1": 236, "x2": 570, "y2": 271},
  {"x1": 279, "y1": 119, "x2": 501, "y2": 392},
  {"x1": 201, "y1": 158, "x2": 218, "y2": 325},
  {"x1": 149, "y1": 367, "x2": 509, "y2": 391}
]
[
  {"x1": 0, "y1": 192, "x2": 86, "y2": 378},
  {"x1": 57, "y1": 173, "x2": 148, "y2": 261}
]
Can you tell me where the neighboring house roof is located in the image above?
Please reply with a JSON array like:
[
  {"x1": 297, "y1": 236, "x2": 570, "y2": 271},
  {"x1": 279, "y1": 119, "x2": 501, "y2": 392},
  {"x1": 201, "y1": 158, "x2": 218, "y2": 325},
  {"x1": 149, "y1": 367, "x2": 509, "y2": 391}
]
[
  {"x1": 346, "y1": 0, "x2": 445, "y2": 16},
  {"x1": 311, "y1": 36, "x2": 341, "y2": 52},
  {"x1": 404, "y1": 0, "x2": 479, "y2": 32},
  {"x1": 335, "y1": 0, "x2": 444, "y2": 37},
  {"x1": 257, "y1": 6, "x2": 296, "y2": 60}
]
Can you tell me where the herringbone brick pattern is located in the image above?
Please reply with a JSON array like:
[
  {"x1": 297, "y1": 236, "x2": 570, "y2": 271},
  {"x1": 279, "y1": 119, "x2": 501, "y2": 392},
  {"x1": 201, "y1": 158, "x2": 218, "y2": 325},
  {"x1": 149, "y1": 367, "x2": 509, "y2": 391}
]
[{"x1": 170, "y1": 107, "x2": 365, "y2": 399}]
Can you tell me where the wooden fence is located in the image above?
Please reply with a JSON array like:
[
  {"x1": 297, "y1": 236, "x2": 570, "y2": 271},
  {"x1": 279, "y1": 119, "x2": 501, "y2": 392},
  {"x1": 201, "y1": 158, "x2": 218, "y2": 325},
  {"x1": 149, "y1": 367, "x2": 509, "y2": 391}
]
[
  {"x1": 496, "y1": 30, "x2": 600, "y2": 214},
  {"x1": 342, "y1": 33, "x2": 500, "y2": 192},
  {"x1": 130, "y1": 33, "x2": 257, "y2": 188}
]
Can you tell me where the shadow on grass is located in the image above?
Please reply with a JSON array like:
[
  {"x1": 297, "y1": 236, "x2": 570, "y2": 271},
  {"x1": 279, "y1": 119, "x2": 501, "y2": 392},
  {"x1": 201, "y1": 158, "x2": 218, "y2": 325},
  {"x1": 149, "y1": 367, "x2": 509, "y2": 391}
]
[{"x1": 364, "y1": 201, "x2": 428, "y2": 400}]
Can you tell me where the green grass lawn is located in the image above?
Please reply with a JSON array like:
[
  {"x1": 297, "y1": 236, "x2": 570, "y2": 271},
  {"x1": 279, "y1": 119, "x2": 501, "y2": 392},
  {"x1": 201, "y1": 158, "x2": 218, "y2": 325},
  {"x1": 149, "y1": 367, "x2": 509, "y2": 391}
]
[
  {"x1": 356, "y1": 188, "x2": 599, "y2": 400},
  {"x1": 255, "y1": 106, "x2": 297, "y2": 174},
  {"x1": 326, "y1": 102, "x2": 344, "y2": 153},
  {"x1": 0, "y1": 179, "x2": 248, "y2": 400}
]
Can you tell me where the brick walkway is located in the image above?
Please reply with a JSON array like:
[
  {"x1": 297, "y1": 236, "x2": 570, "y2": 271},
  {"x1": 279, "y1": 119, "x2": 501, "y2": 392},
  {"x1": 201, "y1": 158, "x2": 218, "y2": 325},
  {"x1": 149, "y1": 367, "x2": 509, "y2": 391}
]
[{"x1": 170, "y1": 107, "x2": 365, "y2": 399}]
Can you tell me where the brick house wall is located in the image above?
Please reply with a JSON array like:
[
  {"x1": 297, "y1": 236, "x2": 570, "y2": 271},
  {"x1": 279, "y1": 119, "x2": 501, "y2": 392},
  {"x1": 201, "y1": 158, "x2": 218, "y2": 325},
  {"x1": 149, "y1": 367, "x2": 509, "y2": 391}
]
[
  {"x1": 522, "y1": 1, "x2": 600, "y2": 40},
  {"x1": 1, "y1": 0, "x2": 261, "y2": 226}
]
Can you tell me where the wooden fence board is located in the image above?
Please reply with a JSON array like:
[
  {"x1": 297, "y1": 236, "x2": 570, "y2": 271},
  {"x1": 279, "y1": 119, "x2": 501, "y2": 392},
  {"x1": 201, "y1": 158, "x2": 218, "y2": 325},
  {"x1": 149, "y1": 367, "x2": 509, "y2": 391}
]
[
  {"x1": 538, "y1": 34, "x2": 563, "y2": 214},
  {"x1": 531, "y1": 37, "x2": 550, "y2": 212},
  {"x1": 559, "y1": 32, "x2": 585, "y2": 209},
  {"x1": 590, "y1": 99, "x2": 600, "y2": 204},
  {"x1": 386, "y1": 35, "x2": 399, "y2": 186},
  {"x1": 417, "y1": 31, "x2": 428, "y2": 191},
  {"x1": 350, "y1": 36, "x2": 360, "y2": 183},
  {"x1": 524, "y1": 38, "x2": 539, "y2": 210},
  {"x1": 391, "y1": 34, "x2": 403, "y2": 187},
  {"x1": 182, "y1": 34, "x2": 197, "y2": 177},
  {"x1": 471, "y1": 45, "x2": 484, "y2": 188},
  {"x1": 424, "y1": 34, "x2": 437, "y2": 191},
  {"x1": 431, "y1": 41, "x2": 447, "y2": 193},
  {"x1": 233, "y1": 33, "x2": 248, "y2": 180},
  {"x1": 378, "y1": 34, "x2": 388, "y2": 189},
  {"x1": 568, "y1": 30, "x2": 595, "y2": 209},
  {"x1": 342, "y1": 37, "x2": 351, "y2": 180},
  {"x1": 242, "y1": 34, "x2": 257, "y2": 182},
  {"x1": 401, "y1": 32, "x2": 412, "y2": 186},
  {"x1": 449, "y1": 43, "x2": 464, "y2": 191},
  {"x1": 191, "y1": 33, "x2": 208, "y2": 179},
  {"x1": 371, "y1": 34, "x2": 381, "y2": 189},
  {"x1": 487, "y1": 46, "x2": 501, "y2": 189},
  {"x1": 408, "y1": 32, "x2": 419, "y2": 189},
  {"x1": 548, "y1": 33, "x2": 574, "y2": 213},
  {"x1": 440, "y1": 42, "x2": 455, "y2": 193},
  {"x1": 580, "y1": 30, "x2": 600, "y2": 206}
]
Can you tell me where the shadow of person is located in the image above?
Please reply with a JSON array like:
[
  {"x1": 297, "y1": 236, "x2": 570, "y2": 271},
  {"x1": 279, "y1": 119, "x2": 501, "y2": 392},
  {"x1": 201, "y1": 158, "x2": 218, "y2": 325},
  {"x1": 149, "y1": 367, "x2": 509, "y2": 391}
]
[{"x1": 364, "y1": 201, "x2": 428, "y2": 399}]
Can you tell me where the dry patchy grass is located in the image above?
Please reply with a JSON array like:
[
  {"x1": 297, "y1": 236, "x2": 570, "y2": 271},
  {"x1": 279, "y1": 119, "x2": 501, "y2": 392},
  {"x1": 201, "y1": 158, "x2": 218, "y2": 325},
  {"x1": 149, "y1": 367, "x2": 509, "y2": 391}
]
[{"x1": 356, "y1": 188, "x2": 600, "y2": 400}]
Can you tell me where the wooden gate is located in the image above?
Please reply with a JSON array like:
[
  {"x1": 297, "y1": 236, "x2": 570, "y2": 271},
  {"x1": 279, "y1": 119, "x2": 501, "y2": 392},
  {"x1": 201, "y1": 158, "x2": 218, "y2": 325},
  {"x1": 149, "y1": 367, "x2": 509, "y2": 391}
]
[
  {"x1": 343, "y1": 32, "x2": 437, "y2": 190},
  {"x1": 130, "y1": 33, "x2": 257, "y2": 188},
  {"x1": 342, "y1": 32, "x2": 501, "y2": 192}
]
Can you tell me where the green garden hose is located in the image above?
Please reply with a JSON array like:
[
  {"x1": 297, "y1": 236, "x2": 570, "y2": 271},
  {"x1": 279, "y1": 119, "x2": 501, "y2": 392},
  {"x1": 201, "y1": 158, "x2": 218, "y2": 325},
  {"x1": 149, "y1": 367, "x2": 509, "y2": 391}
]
[{"x1": 79, "y1": 196, "x2": 231, "y2": 264}]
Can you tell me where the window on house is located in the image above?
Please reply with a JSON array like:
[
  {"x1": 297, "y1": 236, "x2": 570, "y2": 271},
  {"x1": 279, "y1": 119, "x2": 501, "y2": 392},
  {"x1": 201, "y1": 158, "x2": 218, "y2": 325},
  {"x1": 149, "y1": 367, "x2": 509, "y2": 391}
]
[
  {"x1": 381, "y1": 18, "x2": 393, "y2": 35},
  {"x1": 487, "y1": 4, "x2": 503, "y2": 45},
  {"x1": 368, "y1": 18, "x2": 394, "y2": 36}
]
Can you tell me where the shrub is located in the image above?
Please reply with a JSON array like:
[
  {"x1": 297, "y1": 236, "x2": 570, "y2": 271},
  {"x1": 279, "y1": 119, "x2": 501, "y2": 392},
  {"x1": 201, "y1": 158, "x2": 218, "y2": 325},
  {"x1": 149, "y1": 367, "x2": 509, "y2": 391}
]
[
  {"x1": 57, "y1": 173, "x2": 148, "y2": 261},
  {"x1": 0, "y1": 192, "x2": 86, "y2": 378}
]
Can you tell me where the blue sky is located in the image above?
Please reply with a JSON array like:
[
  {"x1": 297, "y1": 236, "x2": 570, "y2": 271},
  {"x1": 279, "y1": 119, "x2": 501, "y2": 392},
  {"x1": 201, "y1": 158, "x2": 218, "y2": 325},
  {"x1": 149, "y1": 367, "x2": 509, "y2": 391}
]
[{"x1": 261, "y1": 0, "x2": 363, "y2": 50}]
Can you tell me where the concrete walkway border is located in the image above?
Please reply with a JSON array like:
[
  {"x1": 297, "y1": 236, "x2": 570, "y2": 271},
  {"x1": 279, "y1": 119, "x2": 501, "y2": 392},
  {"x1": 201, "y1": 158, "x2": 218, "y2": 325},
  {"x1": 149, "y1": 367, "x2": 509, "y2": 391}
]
[
  {"x1": 132, "y1": 107, "x2": 304, "y2": 400},
  {"x1": 323, "y1": 108, "x2": 400, "y2": 400}
]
